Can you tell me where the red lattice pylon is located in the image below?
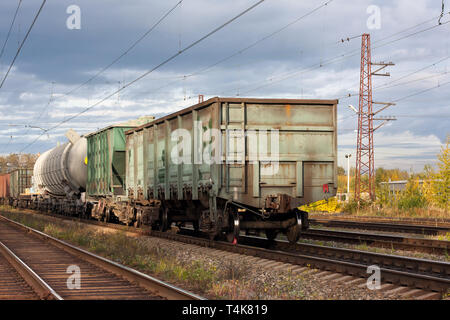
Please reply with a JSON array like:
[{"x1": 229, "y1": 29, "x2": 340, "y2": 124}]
[{"x1": 355, "y1": 33, "x2": 375, "y2": 201}]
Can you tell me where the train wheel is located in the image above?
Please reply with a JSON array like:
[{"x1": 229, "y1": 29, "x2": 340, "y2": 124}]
[
  {"x1": 286, "y1": 211, "x2": 302, "y2": 244},
  {"x1": 192, "y1": 220, "x2": 200, "y2": 233},
  {"x1": 286, "y1": 225, "x2": 300, "y2": 243},
  {"x1": 265, "y1": 229, "x2": 278, "y2": 241},
  {"x1": 159, "y1": 208, "x2": 169, "y2": 232},
  {"x1": 103, "y1": 208, "x2": 111, "y2": 222},
  {"x1": 134, "y1": 210, "x2": 142, "y2": 228},
  {"x1": 225, "y1": 212, "x2": 240, "y2": 243}
]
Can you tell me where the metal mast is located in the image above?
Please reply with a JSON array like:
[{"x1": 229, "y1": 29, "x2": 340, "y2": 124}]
[
  {"x1": 355, "y1": 33, "x2": 374, "y2": 201},
  {"x1": 355, "y1": 33, "x2": 395, "y2": 202}
]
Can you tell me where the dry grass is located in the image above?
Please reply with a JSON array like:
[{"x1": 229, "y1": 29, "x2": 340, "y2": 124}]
[
  {"x1": 328, "y1": 201, "x2": 449, "y2": 220},
  {"x1": 0, "y1": 210, "x2": 317, "y2": 299}
]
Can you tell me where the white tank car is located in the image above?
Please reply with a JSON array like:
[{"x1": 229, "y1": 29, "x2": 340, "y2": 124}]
[{"x1": 33, "y1": 129, "x2": 87, "y2": 197}]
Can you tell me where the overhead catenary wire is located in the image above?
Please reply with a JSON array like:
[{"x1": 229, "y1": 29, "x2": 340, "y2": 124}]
[
  {"x1": 18, "y1": 81, "x2": 55, "y2": 146},
  {"x1": 18, "y1": 0, "x2": 266, "y2": 153},
  {"x1": 12, "y1": 3, "x2": 448, "y2": 156},
  {"x1": 375, "y1": 71, "x2": 450, "y2": 91},
  {"x1": 133, "y1": 0, "x2": 336, "y2": 98},
  {"x1": 13, "y1": 0, "x2": 184, "y2": 153},
  {"x1": 0, "y1": 0, "x2": 47, "y2": 90},
  {"x1": 58, "y1": 0, "x2": 184, "y2": 100},
  {"x1": 0, "y1": 0, "x2": 23, "y2": 64},
  {"x1": 392, "y1": 78, "x2": 450, "y2": 103},
  {"x1": 7, "y1": 0, "x2": 182, "y2": 152},
  {"x1": 337, "y1": 54, "x2": 450, "y2": 100},
  {"x1": 232, "y1": 13, "x2": 450, "y2": 96},
  {"x1": 212, "y1": 11, "x2": 450, "y2": 97}
]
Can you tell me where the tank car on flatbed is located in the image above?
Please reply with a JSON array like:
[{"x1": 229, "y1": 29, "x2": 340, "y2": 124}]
[{"x1": 30, "y1": 129, "x2": 87, "y2": 215}]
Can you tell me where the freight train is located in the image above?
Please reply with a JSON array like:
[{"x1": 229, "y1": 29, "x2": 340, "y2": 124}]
[{"x1": 0, "y1": 97, "x2": 338, "y2": 243}]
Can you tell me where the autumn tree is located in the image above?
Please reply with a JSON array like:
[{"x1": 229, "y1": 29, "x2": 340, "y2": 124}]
[
  {"x1": 434, "y1": 136, "x2": 449, "y2": 209},
  {"x1": 0, "y1": 153, "x2": 39, "y2": 173}
]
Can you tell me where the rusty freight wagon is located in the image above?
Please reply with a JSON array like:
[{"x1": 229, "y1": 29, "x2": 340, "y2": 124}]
[
  {"x1": 0, "y1": 173, "x2": 10, "y2": 204},
  {"x1": 121, "y1": 97, "x2": 337, "y2": 243}
]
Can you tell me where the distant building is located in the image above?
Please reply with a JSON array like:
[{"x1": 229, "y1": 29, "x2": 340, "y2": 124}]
[{"x1": 379, "y1": 179, "x2": 431, "y2": 198}]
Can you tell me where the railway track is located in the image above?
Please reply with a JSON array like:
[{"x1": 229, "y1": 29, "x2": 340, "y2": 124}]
[
  {"x1": 145, "y1": 228, "x2": 450, "y2": 298},
  {"x1": 2, "y1": 209, "x2": 448, "y2": 299},
  {"x1": 309, "y1": 218, "x2": 450, "y2": 236},
  {"x1": 301, "y1": 228, "x2": 450, "y2": 255},
  {"x1": 309, "y1": 214, "x2": 450, "y2": 227},
  {"x1": 0, "y1": 247, "x2": 40, "y2": 300},
  {"x1": 0, "y1": 215, "x2": 203, "y2": 300}
]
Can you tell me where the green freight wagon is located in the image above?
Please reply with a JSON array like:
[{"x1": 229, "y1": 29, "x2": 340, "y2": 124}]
[
  {"x1": 121, "y1": 97, "x2": 338, "y2": 243},
  {"x1": 8, "y1": 168, "x2": 33, "y2": 207},
  {"x1": 86, "y1": 117, "x2": 154, "y2": 220},
  {"x1": 9, "y1": 168, "x2": 33, "y2": 198}
]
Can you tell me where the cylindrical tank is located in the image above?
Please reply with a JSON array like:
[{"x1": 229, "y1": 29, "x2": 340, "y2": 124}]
[{"x1": 33, "y1": 137, "x2": 87, "y2": 197}]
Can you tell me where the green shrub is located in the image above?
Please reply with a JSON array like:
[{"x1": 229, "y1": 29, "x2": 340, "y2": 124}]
[
  {"x1": 341, "y1": 198, "x2": 371, "y2": 213},
  {"x1": 397, "y1": 180, "x2": 427, "y2": 209}
]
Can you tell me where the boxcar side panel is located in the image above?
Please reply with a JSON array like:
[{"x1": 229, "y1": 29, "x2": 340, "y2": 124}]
[
  {"x1": 87, "y1": 126, "x2": 134, "y2": 197},
  {"x1": 9, "y1": 169, "x2": 33, "y2": 198},
  {"x1": 125, "y1": 98, "x2": 337, "y2": 208},
  {"x1": 0, "y1": 174, "x2": 10, "y2": 199},
  {"x1": 218, "y1": 101, "x2": 337, "y2": 207}
]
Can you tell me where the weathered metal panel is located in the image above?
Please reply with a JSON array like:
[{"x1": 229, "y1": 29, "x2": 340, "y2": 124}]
[
  {"x1": 126, "y1": 131, "x2": 135, "y2": 195},
  {"x1": 125, "y1": 97, "x2": 338, "y2": 206},
  {"x1": 87, "y1": 126, "x2": 134, "y2": 197},
  {"x1": 0, "y1": 174, "x2": 10, "y2": 198},
  {"x1": 9, "y1": 169, "x2": 33, "y2": 198}
]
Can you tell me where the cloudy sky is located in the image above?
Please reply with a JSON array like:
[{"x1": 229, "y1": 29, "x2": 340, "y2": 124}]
[{"x1": 0, "y1": 0, "x2": 449, "y2": 171}]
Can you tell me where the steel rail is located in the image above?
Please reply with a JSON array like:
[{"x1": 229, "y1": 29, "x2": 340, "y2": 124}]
[
  {"x1": 301, "y1": 228, "x2": 450, "y2": 255},
  {"x1": 161, "y1": 231, "x2": 450, "y2": 294},
  {"x1": 0, "y1": 215, "x2": 204, "y2": 300},
  {"x1": 309, "y1": 218, "x2": 450, "y2": 235},
  {"x1": 309, "y1": 214, "x2": 450, "y2": 227},
  {"x1": 0, "y1": 240, "x2": 63, "y2": 300},
  {"x1": 2, "y1": 209, "x2": 449, "y2": 295}
]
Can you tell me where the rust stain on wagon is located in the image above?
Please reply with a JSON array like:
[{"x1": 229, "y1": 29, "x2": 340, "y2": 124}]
[
  {"x1": 285, "y1": 104, "x2": 291, "y2": 125},
  {"x1": 285, "y1": 104, "x2": 291, "y2": 117}
]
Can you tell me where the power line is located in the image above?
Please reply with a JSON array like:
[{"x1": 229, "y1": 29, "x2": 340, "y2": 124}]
[
  {"x1": 0, "y1": 0, "x2": 22, "y2": 63},
  {"x1": 0, "y1": 135, "x2": 13, "y2": 155},
  {"x1": 15, "y1": 0, "x2": 184, "y2": 153},
  {"x1": 137, "y1": 3, "x2": 450, "y2": 99},
  {"x1": 339, "y1": 66, "x2": 450, "y2": 101},
  {"x1": 19, "y1": 0, "x2": 266, "y2": 153},
  {"x1": 392, "y1": 114, "x2": 450, "y2": 118},
  {"x1": 375, "y1": 71, "x2": 450, "y2": 91},
  {"x1": 58, "y1": 0, "x2": 184, "y2": 100},
  {"x1": 224, "y1": 11, "x2": 450, "y2": 96},
  {"x1": 0, "y1": 0, "x2": 47, "y2": 90},
  {"x1": 392, "y1": 78, "x2": 450, "y2": 102},
  {"x1": 378, "y1": 55, "x2": 450, "y2": 87},
  {"x1": 133, "y1": 0, "x2": 336, "y2": 98},
  {"x1": 18, "y1": 81, "x2": 55, "y2": 144}
]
